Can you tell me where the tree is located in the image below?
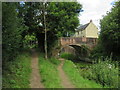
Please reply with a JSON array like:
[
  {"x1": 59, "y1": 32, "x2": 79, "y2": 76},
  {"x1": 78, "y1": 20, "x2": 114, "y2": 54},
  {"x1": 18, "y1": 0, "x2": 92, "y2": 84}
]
[
  {"x1": 43, "y1": 2, "x2": 48, "y2": 59},
  {"x1": 19, "y1": 2, "x2": 82, "y2": 54},
  {"x1": 45, "y1": 2, "x2": 82, "y2": 53},
  {"x1": 47, "y1": 2, "x2": 82, "y2": 37},
  {"x1": 13, "y1": 2, "x2": 82, "y2": 57},
  {"x1": 99, "y1": 1, "x2": 120, "y2": 58},
  {"x1": 2, "y1": 2, "x2": 26, "y2": 62}
]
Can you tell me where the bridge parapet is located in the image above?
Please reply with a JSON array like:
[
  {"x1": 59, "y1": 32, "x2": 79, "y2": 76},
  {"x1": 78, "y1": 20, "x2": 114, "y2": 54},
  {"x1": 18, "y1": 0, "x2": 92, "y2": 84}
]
[{"x1": 60, "y1": 37, "x2": 97, "y2": 47}]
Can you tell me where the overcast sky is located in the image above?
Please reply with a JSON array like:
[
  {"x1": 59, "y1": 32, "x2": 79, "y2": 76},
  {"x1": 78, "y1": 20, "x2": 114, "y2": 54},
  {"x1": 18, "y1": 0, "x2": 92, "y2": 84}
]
[{"x1": 77, "y1": 0, "x2": 117, "y2": 29}]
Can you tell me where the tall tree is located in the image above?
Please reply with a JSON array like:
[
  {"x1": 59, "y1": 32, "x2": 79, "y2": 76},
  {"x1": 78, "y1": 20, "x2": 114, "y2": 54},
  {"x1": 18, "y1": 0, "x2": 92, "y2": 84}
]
[
  {"x1": 2, "y1": 2, "x2": 25, "y2": 62},
  {"x1": 46, "y1": 2, "x2": 82, "y2": 53},
  {"x1": 17, "y1": 2, "x2": 82, "y2": 55},
  {"x1": 47, "y1": 2, "x2": 81, "y2": 37},
  {"x1": 99, "y1": 1, "x2": 120, "y2": 57}
]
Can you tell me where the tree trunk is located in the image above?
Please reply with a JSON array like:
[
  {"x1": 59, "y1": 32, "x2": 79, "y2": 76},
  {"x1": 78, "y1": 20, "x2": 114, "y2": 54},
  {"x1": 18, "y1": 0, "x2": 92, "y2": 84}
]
[{"x1": 43, "y1": 2, "x2": 47, "y2": 59}]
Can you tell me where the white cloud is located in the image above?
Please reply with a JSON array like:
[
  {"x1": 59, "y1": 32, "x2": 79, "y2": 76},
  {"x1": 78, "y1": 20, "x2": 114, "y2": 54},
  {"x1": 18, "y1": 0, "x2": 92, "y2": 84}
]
[{"x1": 77, "y1": 0, "x2": 116, "y2": 29}]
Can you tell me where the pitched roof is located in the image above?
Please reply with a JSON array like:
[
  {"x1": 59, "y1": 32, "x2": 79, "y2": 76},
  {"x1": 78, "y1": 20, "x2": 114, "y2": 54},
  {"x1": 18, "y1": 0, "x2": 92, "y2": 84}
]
[{"x1": 76, "y1": 23, "x2": 90, "y2": 31}]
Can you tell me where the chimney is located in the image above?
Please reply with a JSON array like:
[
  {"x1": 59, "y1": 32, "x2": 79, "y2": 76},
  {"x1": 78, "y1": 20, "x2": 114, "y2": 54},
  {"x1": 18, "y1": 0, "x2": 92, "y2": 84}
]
[{"x1": 90, "y1": 20, "x2": 92, "y2": 23}]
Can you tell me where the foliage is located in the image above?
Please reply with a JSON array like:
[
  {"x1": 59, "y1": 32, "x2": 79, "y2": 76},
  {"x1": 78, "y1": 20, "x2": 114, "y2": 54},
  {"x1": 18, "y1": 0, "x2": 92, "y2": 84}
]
[
  {"x1": 63, "y1": 60, "x2": 103, "y2": 88},
  {"x1": 46, "y1": 2, "x2": 82, "y2": 54},
  {"x1": 89, "y1": 40, "x2": 108, "y2": 60},
  {"x1": 38, "y1": 54, "x2": 62, "y2": 88},
  {"x1": 47, "y1": 2, "x2": 82, "y2": 37},
  {"x1": 60, "y1": 52, "x2": 76, "y2": 61},
  {"x1": 75, "y1": 61, "x2": 91, "y2": 68},
  {"x1": 23, "y1": 34, "x2": 37, "y2": 49},
  {"x1": 99, "y1": 1, "x2": 120, "y2": 57},
  {"x1": 78, "y1": 58, "x2": 119, "y2": 88},
  {"x1": 17, "y1": 2, "x2": 82, "y2": 54},
  {"x1": 2, "y1": 2, "x2": 28, "y2": 62},
  {"x1": 2, "y1": 52, "x2": 31, "y2": 88}
]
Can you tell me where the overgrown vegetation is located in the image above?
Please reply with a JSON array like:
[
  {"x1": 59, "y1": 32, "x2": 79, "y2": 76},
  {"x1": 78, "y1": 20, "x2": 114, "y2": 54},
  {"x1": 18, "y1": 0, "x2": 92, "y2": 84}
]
[
  {"x1": 77, "y1": 58, "x2": 119, "y2": 88},
  {"x1": 63, "y1": 60, "x2": 103, "y2": 88},
  {"x1": 38, "y1": 54, "x2": 62, "y2": 88},
  {"x1": 60, "y1": 53, "x2": 76, "y2": 61},
  {"x1": 2, "y1": 52, "x2": 31, "y2": 88}
]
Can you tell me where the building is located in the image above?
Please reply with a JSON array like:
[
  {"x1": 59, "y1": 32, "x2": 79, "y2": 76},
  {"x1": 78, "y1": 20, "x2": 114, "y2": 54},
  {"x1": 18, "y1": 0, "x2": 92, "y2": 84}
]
[{"x1": 73, "y1": 20, "x2": 99, "y2": 38}]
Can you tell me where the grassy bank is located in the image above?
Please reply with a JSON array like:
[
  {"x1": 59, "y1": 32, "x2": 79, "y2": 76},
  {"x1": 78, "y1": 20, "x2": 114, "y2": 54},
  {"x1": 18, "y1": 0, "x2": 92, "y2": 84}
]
[
  {"x1": 63, "y1": 60, "x2": 103, "y2": 88},
  {"x1": 2, "y1": 52, "x2": 31, "y2": 88},
  {"x1": 38, "y1": 54, "x2": 62, "y2": 88}
]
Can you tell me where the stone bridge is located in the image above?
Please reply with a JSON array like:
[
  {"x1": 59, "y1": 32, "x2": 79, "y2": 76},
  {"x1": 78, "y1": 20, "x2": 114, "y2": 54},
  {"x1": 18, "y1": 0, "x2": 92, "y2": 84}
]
[
  {"x1": 59, "y1": 37, "x2": 97, "y2": 57},
  {"x1": 52, "y1": 37, "x2": 98, "y2": 59},
  {"x1": 59, "y1": 37, "x2": 98, "y2": 61},
  {"x1": 60, "y1": 37, "x2": 97, "y2": 49}
]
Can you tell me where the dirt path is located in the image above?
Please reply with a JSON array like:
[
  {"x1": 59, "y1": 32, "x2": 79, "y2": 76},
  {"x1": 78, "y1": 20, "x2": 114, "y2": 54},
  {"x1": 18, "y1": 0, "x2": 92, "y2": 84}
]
[
  {"x1": 58, "y1": 58, "x2": 75, "y2": 88},
  {"x1": 30, "y1": 49, "x2": 44, "y2": 88}
]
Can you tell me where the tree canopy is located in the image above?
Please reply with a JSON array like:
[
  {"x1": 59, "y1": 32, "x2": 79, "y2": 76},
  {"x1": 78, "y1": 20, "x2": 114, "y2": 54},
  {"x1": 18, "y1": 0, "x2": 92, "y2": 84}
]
[
  {"x1": 99, "y1": 1, "x2": 120, "y2": 57},
  {"x1": 2, "y1": 3, "x2": 26, "y2": 62},
  {"x1": 2, "y1": 2, "x2": 82, "y2": 61}
]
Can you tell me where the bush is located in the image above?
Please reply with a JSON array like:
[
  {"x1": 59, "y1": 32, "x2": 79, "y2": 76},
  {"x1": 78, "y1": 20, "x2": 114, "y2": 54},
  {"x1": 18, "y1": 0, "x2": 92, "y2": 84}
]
[
  {"x1": 79, "y1": 58, "x2": 119, "y2": 88},
  {"x1": 60, "y1": 53, "x2": 76, "y2": 60}
]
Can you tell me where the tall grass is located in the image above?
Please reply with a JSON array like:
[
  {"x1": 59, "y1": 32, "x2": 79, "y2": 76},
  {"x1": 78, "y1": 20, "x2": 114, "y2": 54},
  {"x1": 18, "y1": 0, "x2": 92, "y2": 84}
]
[
  {"x1": 60, "y1": 53, "x2": 76, "y2": 61},
  {"x1": 2, "y1": 52, "x2": 31, "y2": 88},
  {"x1": 78, "y1": 58, "x2": 119, "y2": 88},
  {"x1": 38, "y1": 55, "x2": 62, "y2": 88},
  {"x1": 63, "y1": 60, "x2": 103, "y2": 88}
]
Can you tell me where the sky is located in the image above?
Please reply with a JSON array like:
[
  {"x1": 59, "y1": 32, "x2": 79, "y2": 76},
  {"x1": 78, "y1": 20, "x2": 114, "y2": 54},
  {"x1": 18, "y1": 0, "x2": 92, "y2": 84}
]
[{"x1": 77, "y1": 0, "x2": 117, "y2": 29}]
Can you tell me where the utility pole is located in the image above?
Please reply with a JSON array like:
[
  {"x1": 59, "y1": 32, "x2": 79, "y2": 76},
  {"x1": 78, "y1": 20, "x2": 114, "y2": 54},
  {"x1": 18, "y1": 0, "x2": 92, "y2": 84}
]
[{"x1": 43, "y1": 1, "x2": 47, "y2": 59}]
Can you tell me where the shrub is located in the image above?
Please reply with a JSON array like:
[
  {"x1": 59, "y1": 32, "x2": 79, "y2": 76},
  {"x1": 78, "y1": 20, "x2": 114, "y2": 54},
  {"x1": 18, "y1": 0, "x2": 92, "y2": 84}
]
[
  {"x1": 79, "y1": 58, "x2": 119, "y2": 88},
  {"x1": 60, "y1": 53, "x2": 76, "y2": 60}
]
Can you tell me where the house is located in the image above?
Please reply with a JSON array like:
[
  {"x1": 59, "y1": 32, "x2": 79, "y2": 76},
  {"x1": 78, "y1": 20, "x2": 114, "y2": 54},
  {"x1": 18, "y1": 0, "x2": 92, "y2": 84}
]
[{"x1": 73, "y1": 20, "x2": 99, "y2": 38}]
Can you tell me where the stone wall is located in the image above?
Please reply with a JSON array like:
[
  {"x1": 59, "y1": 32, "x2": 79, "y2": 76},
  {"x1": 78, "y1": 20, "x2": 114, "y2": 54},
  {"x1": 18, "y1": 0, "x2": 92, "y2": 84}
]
[{"x1": 60, "y1": 37, "x2": 97, "y2": 47}]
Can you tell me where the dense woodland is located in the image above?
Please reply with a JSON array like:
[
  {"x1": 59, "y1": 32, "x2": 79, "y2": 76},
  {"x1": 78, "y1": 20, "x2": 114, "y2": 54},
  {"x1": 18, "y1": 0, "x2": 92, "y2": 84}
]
[{"x1": 2, "y1": 1, "x2": 120, "y2": 88}]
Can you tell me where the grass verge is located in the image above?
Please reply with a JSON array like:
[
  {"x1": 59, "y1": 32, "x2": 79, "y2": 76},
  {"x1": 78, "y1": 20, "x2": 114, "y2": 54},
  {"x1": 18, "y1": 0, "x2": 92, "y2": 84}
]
[
  {"x1": 2, "y1": 52, "x2": 31, "y2": 88},
  {"x1": 63, "y1": 60, "x2": 103, "y2": 88},
  {"x1": 38, "y1": 54, "x2": 62, "y2": 88}
]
